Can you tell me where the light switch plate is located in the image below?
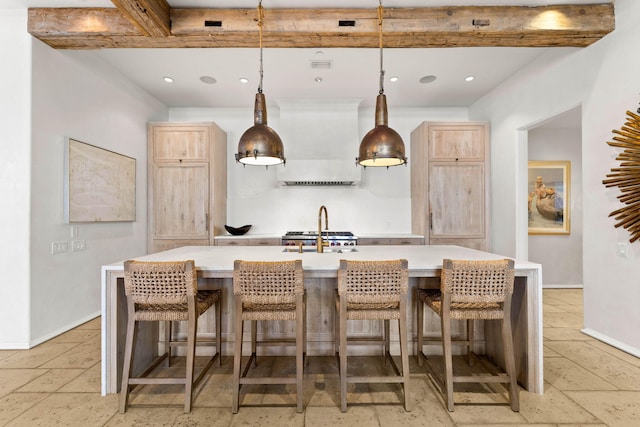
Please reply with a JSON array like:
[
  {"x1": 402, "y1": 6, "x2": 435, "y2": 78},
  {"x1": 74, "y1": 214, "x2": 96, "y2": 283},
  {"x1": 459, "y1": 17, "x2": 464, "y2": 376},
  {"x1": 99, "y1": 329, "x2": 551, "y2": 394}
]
[
  {"x1": 617, "y1": 242, "x2": 629, "y2": 257},
  {"x1": 71, "y1": 240, "x2": 86, "y2": 252},
  {"x1": 51, "y1": 241, "x2": 68, "y2": 254}
]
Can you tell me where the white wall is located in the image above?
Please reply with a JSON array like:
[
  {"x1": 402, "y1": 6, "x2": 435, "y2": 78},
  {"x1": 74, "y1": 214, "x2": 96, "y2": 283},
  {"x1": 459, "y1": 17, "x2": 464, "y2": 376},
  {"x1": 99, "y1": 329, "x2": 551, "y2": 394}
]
[
  {"x1": 0, "y1": 9, "x2": 169, "y2": 347},
  {"x1": 27, "y1": 41, "x2": 169, "y2": 345},
  {"x1": 169, "y1": 106, "x2": 469, "y2": 234},
  {"x1": 471, "y1": 0, "x2": 640, "y2": 355},
  {"x1": 529, "y1": 126, "x2": 583, "y2": 286},
  {"x1": 0, "y1": 10, "x2": 32, "y2": 348}
]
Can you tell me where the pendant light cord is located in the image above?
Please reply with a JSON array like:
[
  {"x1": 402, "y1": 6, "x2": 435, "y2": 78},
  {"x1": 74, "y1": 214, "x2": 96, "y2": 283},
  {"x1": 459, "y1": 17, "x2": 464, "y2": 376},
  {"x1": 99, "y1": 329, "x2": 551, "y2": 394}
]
[
  {"x1": 258, "y1": 1, "x2": 264, "y2": 94},
  {"x1": 378, "y1": 1, "x2": 385, "y2": 95}
]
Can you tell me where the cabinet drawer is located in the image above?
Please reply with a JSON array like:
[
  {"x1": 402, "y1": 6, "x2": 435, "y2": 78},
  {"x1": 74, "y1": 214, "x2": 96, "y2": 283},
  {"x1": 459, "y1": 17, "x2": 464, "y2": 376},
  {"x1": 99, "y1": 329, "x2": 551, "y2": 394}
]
[
  {"x1": 358, "y1": 238, "x2": 390, "y2": 245},
  {"x1": 216, "y1": 239, "x2": 250, "y2": 246},
  {"x1": 250, "y1": 238, "x2": 280, "y2": 246},
  {"x1": 388, "y1": 237, "x2": 424, "y2": 245}
]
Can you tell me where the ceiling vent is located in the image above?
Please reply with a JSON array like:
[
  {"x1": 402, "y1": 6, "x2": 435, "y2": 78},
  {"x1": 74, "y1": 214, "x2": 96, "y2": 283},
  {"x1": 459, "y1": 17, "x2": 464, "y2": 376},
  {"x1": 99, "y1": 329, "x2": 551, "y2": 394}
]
[{"x1": 310, "y1": 60, "x2": 333, "y2": 69}]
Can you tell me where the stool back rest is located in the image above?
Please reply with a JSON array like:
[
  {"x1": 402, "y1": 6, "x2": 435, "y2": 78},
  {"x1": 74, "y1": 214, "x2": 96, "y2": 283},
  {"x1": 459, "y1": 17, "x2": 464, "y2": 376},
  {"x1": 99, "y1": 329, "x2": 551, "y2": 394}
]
[
  {"x1": 441, "y1": 259, "x2": 515, "y2": 304},
  {"x1": 338, "y1": 259, "x2": 408, "y2": 305},
  {"x1": 233, "y1": 260, "x2": 304, "y2": 305},
  {"x1": 123, "y1": 260, "x2": 197, "y2": 305}
]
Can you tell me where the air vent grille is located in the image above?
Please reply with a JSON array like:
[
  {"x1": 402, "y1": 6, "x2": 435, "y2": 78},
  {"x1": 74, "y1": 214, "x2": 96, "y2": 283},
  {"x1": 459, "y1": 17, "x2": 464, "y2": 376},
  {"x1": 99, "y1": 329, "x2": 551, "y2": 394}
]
[
  {"x1": 310, "y1": 60, "x2": 333, "y2": 69},
  {"x1": 284, "y1": 180, "x2": 356, "y2": 186}
]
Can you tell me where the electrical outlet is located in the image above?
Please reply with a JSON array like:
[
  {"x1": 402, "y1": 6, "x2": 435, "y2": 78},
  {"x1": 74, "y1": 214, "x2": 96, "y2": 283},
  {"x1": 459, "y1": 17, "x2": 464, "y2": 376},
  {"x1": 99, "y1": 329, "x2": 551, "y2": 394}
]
[
  {"x1": 71, "y1": 240, "x2": 86, "y2": 252},
  {"x1": 51, "y1": 241, "x2": 68, "y2": 254},
  {"x1": 617, "y1": 242, "x2": 629, "y2": 257}
]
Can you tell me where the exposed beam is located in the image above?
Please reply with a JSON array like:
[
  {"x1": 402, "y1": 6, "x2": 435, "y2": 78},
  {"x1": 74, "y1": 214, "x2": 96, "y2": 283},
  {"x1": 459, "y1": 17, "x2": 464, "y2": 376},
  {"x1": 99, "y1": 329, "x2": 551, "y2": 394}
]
[
  {"x1": 110, "y1": 0, "x2": 170, "y2": 37},
  {"x1": 28, "y1": 4, "x2": 614, "y2": 50}
]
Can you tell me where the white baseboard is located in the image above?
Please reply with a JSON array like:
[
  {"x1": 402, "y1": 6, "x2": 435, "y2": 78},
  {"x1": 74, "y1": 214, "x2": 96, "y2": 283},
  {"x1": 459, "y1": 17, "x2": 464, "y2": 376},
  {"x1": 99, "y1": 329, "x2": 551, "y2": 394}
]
[
  {"x1": 29, "y1": 310, "x2": 101, "y2": 348},
  {"x1": 581, "y1": 328, "x2": 640, "y2": 358},
  {"x1": 0, "y1": 342, "x2": 30, "y2": 350},
  {"x1": 542, "y1": 284, "x2": 583, "y2": 289}
]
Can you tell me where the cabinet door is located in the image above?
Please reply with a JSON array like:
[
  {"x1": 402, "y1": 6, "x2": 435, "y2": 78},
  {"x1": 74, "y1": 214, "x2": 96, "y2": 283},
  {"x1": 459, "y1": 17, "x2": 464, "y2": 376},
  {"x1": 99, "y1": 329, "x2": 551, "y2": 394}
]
[
  {"x1": 428, "y1": 124, "x2": 485, "y2": 161},
  {"x1": 153, "y1": 163, "x2": 209, "y2": 240},
  {"x1": 429, "y1": 162, "x2": 485, "y2": 240},
  {"x1": 152, "y1": 126, "x2": 209, "y2": 161}
]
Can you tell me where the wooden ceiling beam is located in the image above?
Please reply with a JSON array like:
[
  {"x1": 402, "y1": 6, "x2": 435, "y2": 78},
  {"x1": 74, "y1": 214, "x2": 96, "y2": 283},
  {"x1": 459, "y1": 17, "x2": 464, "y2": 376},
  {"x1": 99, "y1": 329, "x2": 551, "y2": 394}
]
[
  {"x1": 28, "y1": 4, "x2": 614, "y2": 50},
  {"x1": 110, "y1": 0, "x2": 170, "y2": 37}
]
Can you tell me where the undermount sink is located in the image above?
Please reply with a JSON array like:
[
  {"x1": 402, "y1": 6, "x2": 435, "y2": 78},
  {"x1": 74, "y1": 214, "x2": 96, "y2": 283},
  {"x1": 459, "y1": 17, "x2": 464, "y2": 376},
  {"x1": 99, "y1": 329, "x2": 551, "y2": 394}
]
[{"x1": 282, "y1": 247, "x2": 358, "y2": 253}]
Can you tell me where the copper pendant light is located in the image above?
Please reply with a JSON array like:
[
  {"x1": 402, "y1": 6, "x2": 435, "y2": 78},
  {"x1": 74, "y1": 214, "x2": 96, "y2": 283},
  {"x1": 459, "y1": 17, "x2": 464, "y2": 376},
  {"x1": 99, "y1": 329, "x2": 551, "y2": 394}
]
[
  {"x1": 235, "y1": 1, "x2": 285, "y2": 167},
  {"x1": 356, "y1": 1, "x2": 407, "y2": 168}
]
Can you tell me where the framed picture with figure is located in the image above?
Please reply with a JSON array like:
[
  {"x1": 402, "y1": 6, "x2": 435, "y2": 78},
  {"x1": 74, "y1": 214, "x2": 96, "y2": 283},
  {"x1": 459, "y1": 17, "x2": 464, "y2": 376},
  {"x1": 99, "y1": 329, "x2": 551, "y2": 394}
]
[{"x1": 528, "y1": 161, "x2": 570, "y2": 235}]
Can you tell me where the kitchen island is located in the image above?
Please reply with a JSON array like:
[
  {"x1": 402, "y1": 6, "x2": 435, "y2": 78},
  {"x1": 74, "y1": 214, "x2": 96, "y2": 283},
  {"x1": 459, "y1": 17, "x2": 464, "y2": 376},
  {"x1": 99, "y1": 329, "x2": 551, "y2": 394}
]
[{"x1": 101, "y1": 245, "x2": 542, "y2": 395}]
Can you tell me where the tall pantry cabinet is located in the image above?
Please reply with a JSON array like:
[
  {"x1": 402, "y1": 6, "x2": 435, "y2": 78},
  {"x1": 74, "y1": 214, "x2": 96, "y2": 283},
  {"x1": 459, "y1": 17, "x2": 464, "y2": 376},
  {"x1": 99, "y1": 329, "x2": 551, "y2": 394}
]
[
  {"x1": 148, "y1": 122, "x2": 227, "y2": 253},
  {"x1": 410, "y1": 122, "x2": 490, "y2": 251}
]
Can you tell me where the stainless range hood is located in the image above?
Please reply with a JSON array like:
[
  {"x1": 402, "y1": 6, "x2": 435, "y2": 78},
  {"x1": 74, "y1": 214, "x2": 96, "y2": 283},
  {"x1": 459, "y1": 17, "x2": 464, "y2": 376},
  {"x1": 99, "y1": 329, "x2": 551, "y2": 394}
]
[
  {"x1": 277, "y1": 159, "x2": 361, "y2": 186},
  {"x1": 275, "y1": 99, "x2": 362, "y2": 186}
]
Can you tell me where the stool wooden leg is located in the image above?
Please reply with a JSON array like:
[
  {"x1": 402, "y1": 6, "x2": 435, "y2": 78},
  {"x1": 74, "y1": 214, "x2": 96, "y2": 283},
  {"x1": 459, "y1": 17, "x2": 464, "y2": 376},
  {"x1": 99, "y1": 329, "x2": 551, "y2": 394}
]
[
  {"x1": 165, "y1": 320, "x2": 172, "y2": 366},
  {"x1": 339, "y1": 298, "x2": 348, "y2": 413},
  {"x1": 118, "y1": 316, "x2": 137, "y2": 413},
  {"x1": 184, "y1": 315, "x2": 197, "y2": 413},
  {"x1": 216, "y1": 296, "x2": 222, "y2": 367},
  {"x1": 251, "y1": 320, "x2": 257, "y2": 367},
  {"x1": 296, "y1": 299, "x2": 304, "y2": 413},
  {"x1": 502, "y1": 317, "x2": 520, "y2": 411},
  {"x1": 416, "y1": 296, "x2": 424, "y2": 367},
  {"x1": 399, "y1": 303, "x2": 411, "y2": 412},
  {"x1": 232, "y1": 299, "x2": 244, "y2": 414},
  {"x1": 467, "y1": 319, "x2": 474, "y2": 366},
  {"x1": 442, "y1": 314, "x2": 454, "y2": 412},
  {"x1": 384, "y1": 319, "x2": 390, "y2": 365}
]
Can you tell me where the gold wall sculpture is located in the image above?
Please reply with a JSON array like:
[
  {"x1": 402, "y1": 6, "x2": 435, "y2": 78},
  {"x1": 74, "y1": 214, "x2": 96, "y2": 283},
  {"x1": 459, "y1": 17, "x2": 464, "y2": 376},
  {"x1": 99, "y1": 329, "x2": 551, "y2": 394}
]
[{"x1": 602, "y1": 106, "x2": 640, "y2": 242}]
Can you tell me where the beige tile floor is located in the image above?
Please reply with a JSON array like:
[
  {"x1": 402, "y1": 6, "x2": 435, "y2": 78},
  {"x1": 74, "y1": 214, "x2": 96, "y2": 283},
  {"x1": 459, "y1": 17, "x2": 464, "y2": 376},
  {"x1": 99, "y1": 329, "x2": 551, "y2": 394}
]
[{"x1": 1, "y1": 289, "x2": 639, "y2": 426}]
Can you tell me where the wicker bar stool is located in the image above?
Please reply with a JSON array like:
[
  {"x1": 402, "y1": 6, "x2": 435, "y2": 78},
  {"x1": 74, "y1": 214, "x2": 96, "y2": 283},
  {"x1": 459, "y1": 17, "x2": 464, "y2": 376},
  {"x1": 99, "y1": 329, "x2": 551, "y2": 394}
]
[
  {"x1": 232, "y1": 259, "x2": 305, "y2": 413},
  {"x1": 335, "y1": 259, "x2": 411, "y2": 413},
  {"x1": 417, "y1": 258, "x2": 519, "y2": 412},
  {"x1": 119, "y1": 260, "x2": 221, "y2": 413}
]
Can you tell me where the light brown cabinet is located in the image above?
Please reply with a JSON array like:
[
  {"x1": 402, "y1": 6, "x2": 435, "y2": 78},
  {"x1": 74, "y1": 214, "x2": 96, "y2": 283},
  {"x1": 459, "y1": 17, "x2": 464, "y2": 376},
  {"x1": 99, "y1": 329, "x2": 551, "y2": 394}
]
[
  {"x1": 411, "y1": 122, "x2": 490, "y2": 251},
  {"x1": 148, "y1": 122, "x2": 227, "y2": 253},
  {"x1": 358, "y1": 237, "x2": 424, "y2": 245}
]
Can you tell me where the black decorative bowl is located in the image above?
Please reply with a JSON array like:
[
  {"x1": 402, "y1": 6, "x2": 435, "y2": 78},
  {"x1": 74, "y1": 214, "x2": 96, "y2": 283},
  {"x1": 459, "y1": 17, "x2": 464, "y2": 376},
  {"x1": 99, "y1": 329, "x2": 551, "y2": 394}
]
[{"x1": 225, "y1": 224, "x2": 252, "y2": 235}]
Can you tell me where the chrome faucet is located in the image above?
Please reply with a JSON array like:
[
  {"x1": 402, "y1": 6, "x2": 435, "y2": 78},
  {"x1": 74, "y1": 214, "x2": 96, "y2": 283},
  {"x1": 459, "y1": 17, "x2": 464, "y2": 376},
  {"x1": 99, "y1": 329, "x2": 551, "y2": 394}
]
[{"x1": 317, "y1": 205, "x2": 329, "y2": 253}]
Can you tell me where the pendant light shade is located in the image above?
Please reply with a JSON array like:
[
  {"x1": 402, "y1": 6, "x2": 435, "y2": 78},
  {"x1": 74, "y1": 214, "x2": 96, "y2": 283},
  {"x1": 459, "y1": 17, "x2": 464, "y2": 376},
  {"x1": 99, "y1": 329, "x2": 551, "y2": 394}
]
[
  {"x1": 358, "y1": 93, "x2": 406, "y2": 167},
  {"x1": 356, "y1": 1, "x2": 406, "y2": 168},
  {"x1": 236, "y1": 92, "x2": 285, "y2": 166},
  {"x1": 235, "y1": 1, "x2": 285, "y2": 167}
]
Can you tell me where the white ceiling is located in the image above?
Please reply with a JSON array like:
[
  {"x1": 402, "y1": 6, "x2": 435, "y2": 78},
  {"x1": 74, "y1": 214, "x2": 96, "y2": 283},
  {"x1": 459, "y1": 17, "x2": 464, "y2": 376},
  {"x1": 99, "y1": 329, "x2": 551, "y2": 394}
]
[{"x1": 11, "y1": 1, "x2": 603, "y2": 127}]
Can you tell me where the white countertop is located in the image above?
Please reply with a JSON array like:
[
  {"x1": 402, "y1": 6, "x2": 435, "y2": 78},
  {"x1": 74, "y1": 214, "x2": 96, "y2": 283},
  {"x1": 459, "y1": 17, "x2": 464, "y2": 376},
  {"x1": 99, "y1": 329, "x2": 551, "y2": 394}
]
[
  {"x1": 102, "y1": 245, "x2": 540, "y2": 279},
  {"x1": 214, "y1": 233, "x2": 424, "y2": 240}
]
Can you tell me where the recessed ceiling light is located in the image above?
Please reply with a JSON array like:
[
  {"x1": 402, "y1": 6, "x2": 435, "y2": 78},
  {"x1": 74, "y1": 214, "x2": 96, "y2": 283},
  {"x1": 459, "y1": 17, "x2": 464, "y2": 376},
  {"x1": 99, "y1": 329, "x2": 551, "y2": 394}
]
[
  {"x1": 239, "y1": 77, "x2": 249, "y2": 84},
  {"x1": 200, "y1": 76, "x2": 217, "y2": 84},
  {"x1": 465, "y1": 76, "x2": 475, "y2": 82},
  {"x1": 419, "y1": 75, "x2": 437, "y2": 84},
  {"x1": 163, "y1": 76, "x2": 174, "y2": 83},
  {"x1": 389, "y1": 76, "x2": 399, "y2": 82}
]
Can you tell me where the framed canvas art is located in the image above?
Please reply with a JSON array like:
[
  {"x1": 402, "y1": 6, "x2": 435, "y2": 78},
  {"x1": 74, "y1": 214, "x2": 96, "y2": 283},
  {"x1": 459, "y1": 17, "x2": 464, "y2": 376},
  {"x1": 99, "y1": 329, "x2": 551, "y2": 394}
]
[
  {"x1": 64, "y1": 138, "x2": 136, "y2": 223},
  {"x1": 528, "y1": 161, "x2": 570, "y2": 235}
]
